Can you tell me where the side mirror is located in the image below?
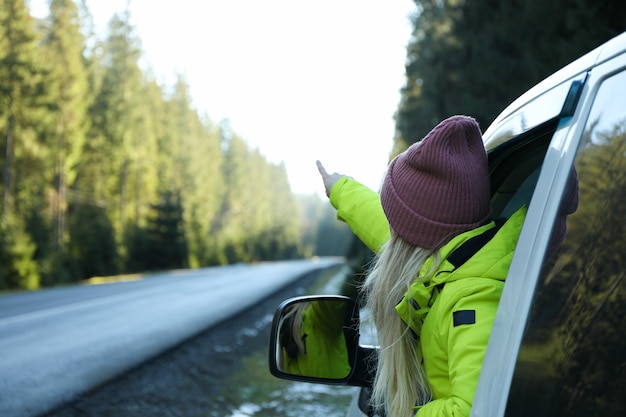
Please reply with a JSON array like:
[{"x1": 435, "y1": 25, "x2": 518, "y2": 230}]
[{"x1": 268, "y1": 295, "x2": 376, "y2": 387}]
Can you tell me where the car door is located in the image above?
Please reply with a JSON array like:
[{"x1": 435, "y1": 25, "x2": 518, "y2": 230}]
[{"x1": 474, "y1": 42, "x2": 626, "y2": 417}]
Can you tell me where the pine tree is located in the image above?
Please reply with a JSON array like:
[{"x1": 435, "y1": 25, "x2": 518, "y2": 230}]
[
  {"x1": 215, "y1": 134, "x2": 251, "y2": 263},
  {"x1": 161, "y1": 76, "x2": 224, "y2": 267},
  {"x1": 0, "y1": 0, "x2": 52, "y2": 289},
  {"x1": 264, "y1": 162, "x2": 302, "y2": 259},
  {"x1": 0, "y1": 0, "x2": 50, "y2": 218},
  {"x1": 0, "y1": 212, "x2": 39, "y2": 289},
  {"x1": 146, "y1": 191, "x2": 188, "y2": 270},
  {"x1": 394, "y1": 0, "x2": 626, "y2": 153},
  {"x1": 89, "y1": 10, "x2": 145, "y2": 241},
  {"x1": 43, "y1": 0, "x2": 90, "y2": 258}
]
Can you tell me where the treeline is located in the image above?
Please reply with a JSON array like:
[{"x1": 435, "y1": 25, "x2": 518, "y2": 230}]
[
  {"x1": 0, "y1": 0, "x2": 352, "y2": 291},
  {"x1": 394, "y1": 0, "x2": 626, "y2": 154}
]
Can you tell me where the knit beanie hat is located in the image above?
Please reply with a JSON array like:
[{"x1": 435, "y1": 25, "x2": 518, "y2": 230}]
[{"x1": 380, "y1": 115, "x2": 492, "y2": 249}]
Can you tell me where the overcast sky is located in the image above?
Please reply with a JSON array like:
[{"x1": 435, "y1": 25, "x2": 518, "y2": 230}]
[{"x1": 31, "y1": 0, "x2": 416, "y2": 196}]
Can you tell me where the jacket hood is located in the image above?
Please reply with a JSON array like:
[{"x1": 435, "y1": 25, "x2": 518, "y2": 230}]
[{"x1": 395, "y1": 206, "x2": 526, "y2": 335}]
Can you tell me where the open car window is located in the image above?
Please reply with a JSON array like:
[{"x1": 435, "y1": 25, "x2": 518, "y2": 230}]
[{"x1": 487, "y1": 119, "x2": 558, "y2": 219}]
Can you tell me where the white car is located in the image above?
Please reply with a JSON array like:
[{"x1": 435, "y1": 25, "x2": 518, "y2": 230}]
[{"x1": 269, "y1": 31, "x2": 626, "y2": 417}]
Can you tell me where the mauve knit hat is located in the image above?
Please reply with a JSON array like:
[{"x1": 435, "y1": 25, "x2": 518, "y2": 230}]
[{"x1": 380, "y1": 115, "x2": 492, "y2": 249}]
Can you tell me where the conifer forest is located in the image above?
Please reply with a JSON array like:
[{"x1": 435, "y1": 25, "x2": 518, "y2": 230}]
[{"x1": 1, "y1": 0, "x2": 625, "y2": 291}]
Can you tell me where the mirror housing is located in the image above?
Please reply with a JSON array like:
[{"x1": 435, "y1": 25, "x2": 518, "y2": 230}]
[{"x1": 268, "y1": 295, "x2": 376, "y2": 387}]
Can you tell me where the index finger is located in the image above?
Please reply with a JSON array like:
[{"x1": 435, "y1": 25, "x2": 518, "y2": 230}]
[{"x1": 316, "y1": 160, "x2": 329, "y2": 177}]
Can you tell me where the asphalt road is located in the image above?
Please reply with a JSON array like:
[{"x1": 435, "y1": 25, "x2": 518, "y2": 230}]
[{"x1": 0, "y1": 259, "x2": 345, "y2": 417}]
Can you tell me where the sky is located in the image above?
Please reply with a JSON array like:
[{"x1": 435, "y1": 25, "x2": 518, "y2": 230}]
[{"x1": 30, "y1": 0, "x2": 416, "y2": 196}]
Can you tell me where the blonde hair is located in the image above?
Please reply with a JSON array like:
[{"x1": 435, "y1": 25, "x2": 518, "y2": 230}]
[
  {"x1": 277, "y1": 302, "x2": 308, "y2": 370},
  {"x1": 363, "y1": 233, "x2": 437, "y2": 417}
]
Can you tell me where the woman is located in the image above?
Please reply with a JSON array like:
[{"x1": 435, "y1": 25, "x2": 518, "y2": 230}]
[{"x1": 317, "y1": 115, "x2": 526, "y2": 417}]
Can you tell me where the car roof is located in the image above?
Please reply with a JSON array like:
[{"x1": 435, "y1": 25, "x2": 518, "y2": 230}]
[{"x1": 483, "y1": 31, "x2": 626, "y2": 149}]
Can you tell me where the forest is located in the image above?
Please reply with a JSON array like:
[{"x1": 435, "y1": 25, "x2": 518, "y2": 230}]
[
  {"x1": 1, "y1": 0, "x2": 625, "y2": 291},
  {"x1": 0, "y1": 0, "x2": 353, "y2": 291}
]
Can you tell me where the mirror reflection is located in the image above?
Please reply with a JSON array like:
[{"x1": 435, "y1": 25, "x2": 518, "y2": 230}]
[{"x1": 275, "y1": 298, "x2": 357, "y2": 380}]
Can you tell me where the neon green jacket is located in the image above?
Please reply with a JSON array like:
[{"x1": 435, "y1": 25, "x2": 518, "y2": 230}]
[
  {"x1": 329, "y1": 177, "x2": 525, "y2": 417},
  {"x1": 283, "y1": 300, "x2": 352, "y2": 379}
]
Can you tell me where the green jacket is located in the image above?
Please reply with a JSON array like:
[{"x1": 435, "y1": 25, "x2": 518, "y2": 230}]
[
  {"x1": 330, "y1": 177, "x2": 525, "y2": 417},
  {"x1": 283, "y1": 299, "x2": 352, "y2": 379}
]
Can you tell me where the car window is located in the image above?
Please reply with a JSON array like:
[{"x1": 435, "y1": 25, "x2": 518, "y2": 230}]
[
  {"x1": 482, "y1": 79, "x2": 575, "y2": 151},
  {"x1": 487, "y1": 120, "x2": 557, "y2": 218},
  {"x1": 504, "y1": 70, "x2": 626, "y2": 417}
]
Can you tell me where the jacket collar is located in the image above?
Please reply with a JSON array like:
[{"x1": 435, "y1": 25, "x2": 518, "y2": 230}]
[{"x1": 395, "y1": 206, "x2": 527, "y2": 335}]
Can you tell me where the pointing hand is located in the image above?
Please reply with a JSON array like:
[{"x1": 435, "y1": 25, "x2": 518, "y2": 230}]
[{"x1": 316, "y1": 160, "x2": 346, "y2": 197}]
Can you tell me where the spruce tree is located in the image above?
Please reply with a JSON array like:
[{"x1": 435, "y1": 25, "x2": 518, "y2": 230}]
[
  {"x1": 0, "y1": 0, "x2": 51, "y2": 289},
  {"x1": 394, "y1": 0, "x2": 626, "y2": 153},
  {"x1": 44, "y1": 0, "x2": 90, "y2": 259},
  {"x1": 0, "y1": 0, "x2": 50, "y2": 218}
]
